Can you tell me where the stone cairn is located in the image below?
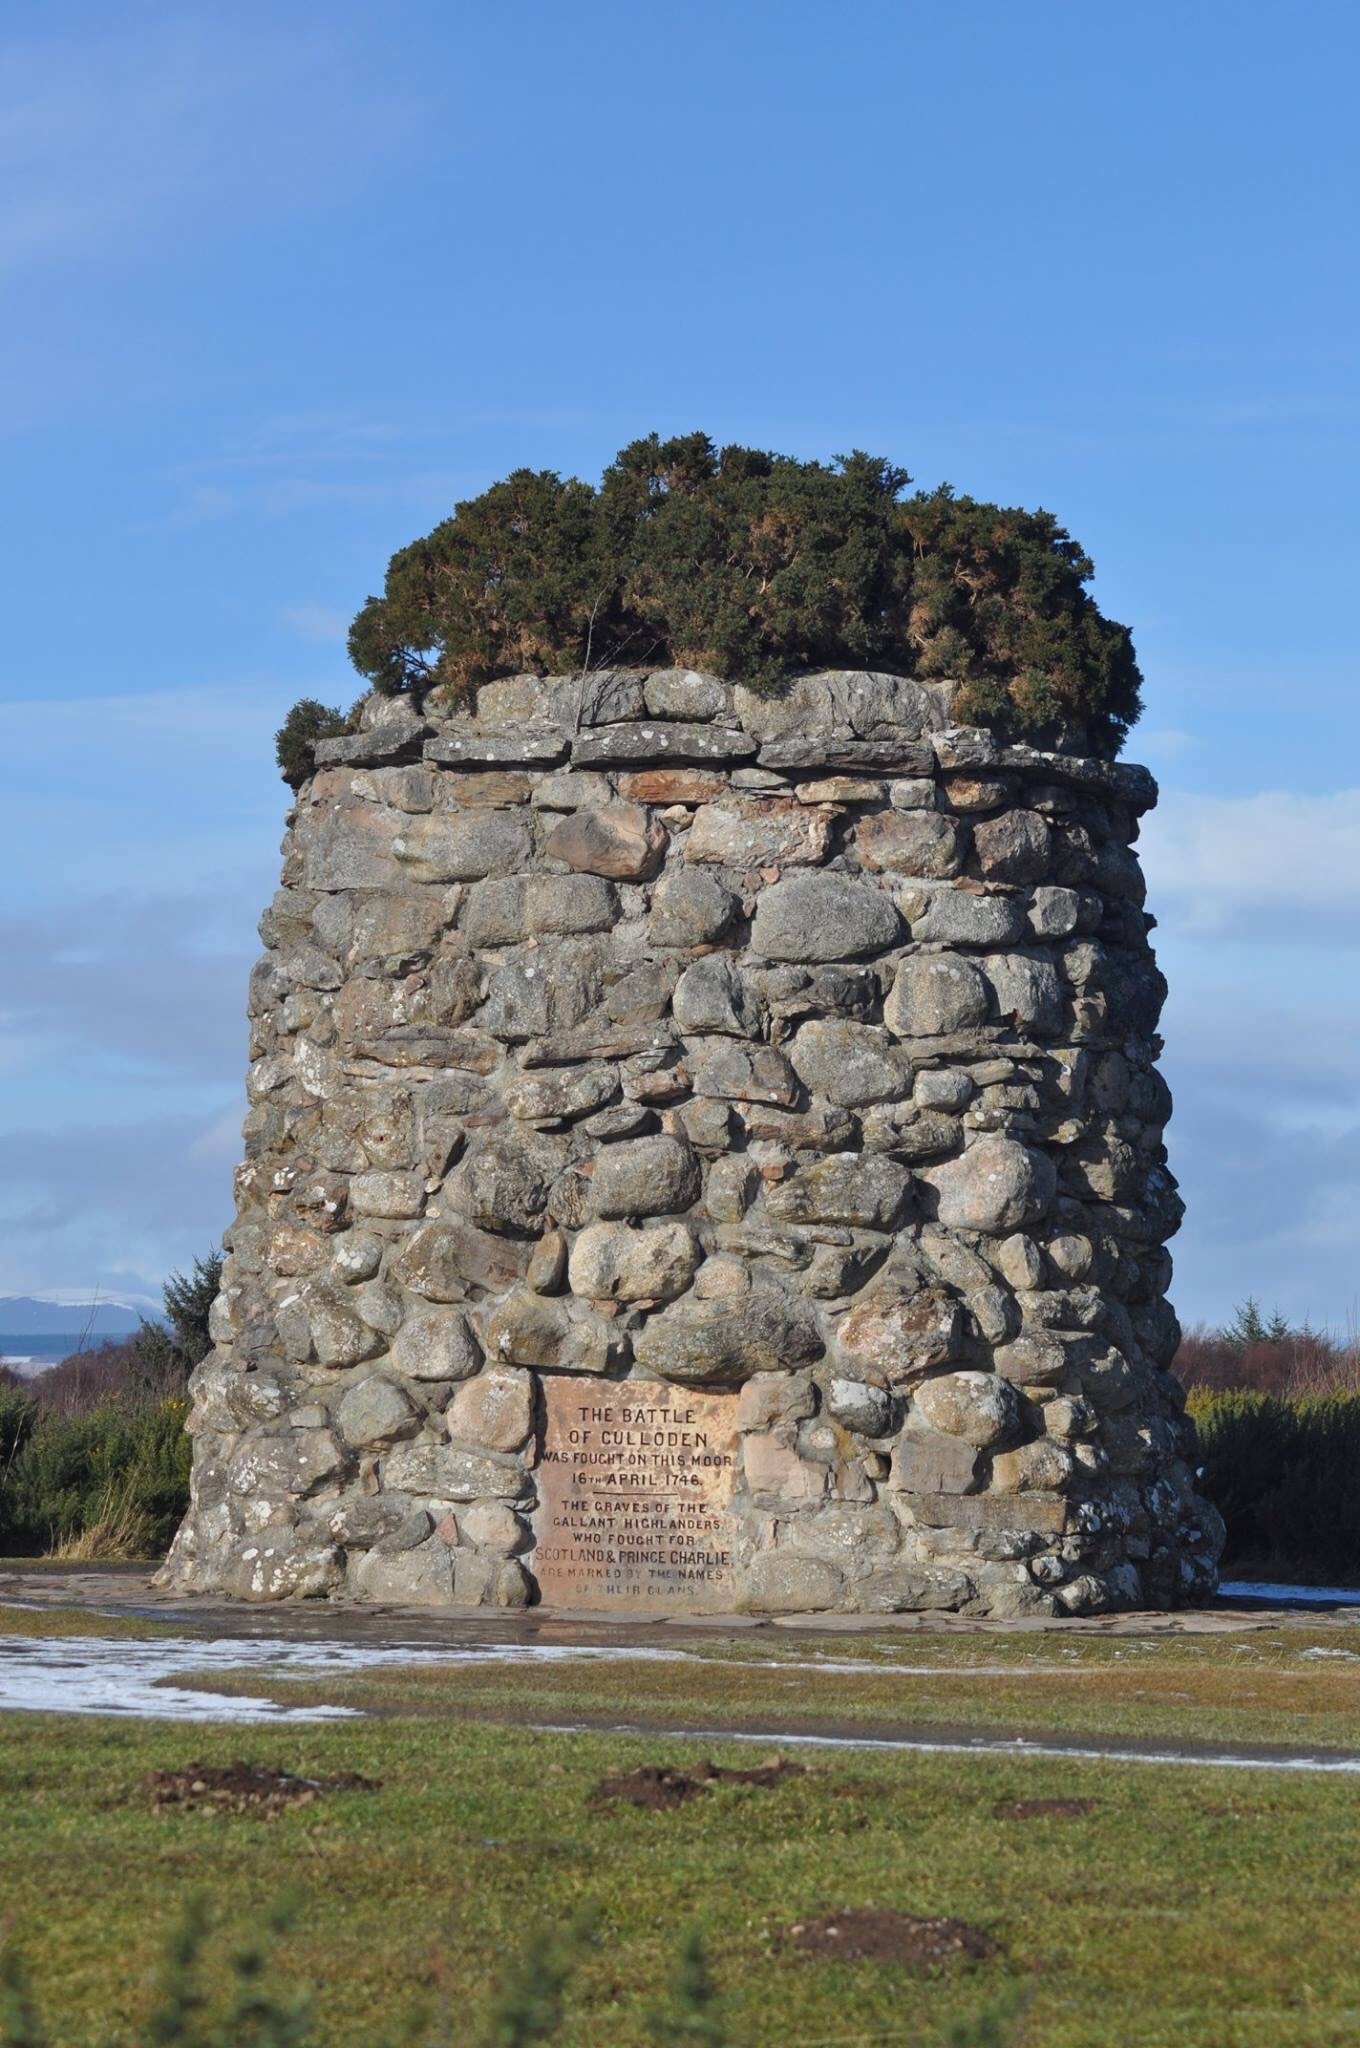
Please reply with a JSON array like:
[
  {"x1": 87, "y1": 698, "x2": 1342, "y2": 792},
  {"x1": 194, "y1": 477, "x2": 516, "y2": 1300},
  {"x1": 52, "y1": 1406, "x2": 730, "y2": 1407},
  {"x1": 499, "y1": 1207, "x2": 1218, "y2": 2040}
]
[{"x1": 162, "y1": 667, "x2": 1224, "y2": 1615}]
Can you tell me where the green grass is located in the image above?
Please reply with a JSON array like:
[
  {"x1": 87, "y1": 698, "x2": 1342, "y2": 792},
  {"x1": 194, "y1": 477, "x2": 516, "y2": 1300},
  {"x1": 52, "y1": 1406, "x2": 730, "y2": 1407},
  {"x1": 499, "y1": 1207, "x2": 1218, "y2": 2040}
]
[
  {"x1": 173, "y1": 1622, "x2": 1360, "y2": 1754},
  {"x1": 6, "y1": 1600, "x2": 1360, "y2": 2048},
  {"x1": 0, "y1": 1601, "x2": 171, "y2": 1639},
  {"x1": 1, "y1": 1710, "x2": 1358, "y2": 2047},
  {"x1": 4, "y1": 1603, "x2": 1360, "y2": 2042}
]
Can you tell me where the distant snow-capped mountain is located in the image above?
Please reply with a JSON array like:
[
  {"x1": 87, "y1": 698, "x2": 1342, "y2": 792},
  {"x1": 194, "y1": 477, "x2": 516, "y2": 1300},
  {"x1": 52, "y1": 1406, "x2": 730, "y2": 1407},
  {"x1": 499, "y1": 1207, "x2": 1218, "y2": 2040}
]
[{"x1": 0, "y1": 1296, "x2": 149, "y2": 1337}]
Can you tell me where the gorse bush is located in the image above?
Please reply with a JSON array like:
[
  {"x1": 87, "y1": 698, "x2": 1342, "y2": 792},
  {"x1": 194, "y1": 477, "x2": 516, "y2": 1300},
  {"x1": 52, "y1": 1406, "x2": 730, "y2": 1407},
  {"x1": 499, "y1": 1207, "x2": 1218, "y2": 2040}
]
[
  {"x1": 1188, "y1": 1389, "x2": 1360, "y2": 1581},
  {"x1": 0, "y1": 1395, "x2": 190, "y2": 1558},
  {"x1": 342, "y1": 432, "x2": 1142, "y2": 757},
  {"x1": 276, "y1": 698, "x2": 349, "y2": 789},
  {"x1": 0, "y1": 1254, "x2": 215, "y2": 1557}
]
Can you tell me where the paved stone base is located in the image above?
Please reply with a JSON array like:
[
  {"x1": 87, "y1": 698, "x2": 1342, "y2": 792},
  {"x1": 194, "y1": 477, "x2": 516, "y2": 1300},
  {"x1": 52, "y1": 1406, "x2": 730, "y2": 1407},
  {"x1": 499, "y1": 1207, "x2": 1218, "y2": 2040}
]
[{"x1": 6, "y1": 1564, "x2": 1350, "y2": 1647}]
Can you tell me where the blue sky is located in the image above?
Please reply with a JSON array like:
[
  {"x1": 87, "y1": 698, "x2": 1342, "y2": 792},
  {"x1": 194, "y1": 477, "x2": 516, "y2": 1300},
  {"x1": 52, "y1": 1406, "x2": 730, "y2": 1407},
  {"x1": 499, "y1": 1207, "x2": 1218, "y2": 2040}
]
[{"x1": 1, "y1": 0, "x2": 1357, "y2": 1328}]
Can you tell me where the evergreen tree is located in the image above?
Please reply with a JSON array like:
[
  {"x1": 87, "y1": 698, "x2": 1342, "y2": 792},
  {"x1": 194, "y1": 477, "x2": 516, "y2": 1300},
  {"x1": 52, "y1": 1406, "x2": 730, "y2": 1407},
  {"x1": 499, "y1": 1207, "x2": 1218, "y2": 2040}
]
[{"x1": 1224, "y1": 1300, "x2": 1269, "y2": 1350}]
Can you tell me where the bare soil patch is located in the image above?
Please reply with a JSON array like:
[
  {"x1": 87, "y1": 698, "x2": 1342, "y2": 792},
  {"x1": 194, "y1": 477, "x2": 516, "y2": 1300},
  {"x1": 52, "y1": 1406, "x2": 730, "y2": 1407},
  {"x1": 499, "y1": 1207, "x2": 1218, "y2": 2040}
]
[
  {"x1": 993, "y1": 1796, "x2": 1099, "y2": 1820},
  {"x1": 783, "y1": 1908, "x2": 1000, "y2": 1967},
  {"x1": 144, "y1": 1762, "x2": 380, "y2": 1818},
  {"x1": 591, "y1": 1753, "x2": 803, "y2": 1811}
]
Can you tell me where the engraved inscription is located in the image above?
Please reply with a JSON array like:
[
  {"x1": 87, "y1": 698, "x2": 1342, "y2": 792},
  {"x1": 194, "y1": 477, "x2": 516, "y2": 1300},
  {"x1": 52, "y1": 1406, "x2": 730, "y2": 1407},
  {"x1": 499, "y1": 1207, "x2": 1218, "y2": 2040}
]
[{"x1": 532, "y1": 1379, "x2": 738, "y2": 1610}]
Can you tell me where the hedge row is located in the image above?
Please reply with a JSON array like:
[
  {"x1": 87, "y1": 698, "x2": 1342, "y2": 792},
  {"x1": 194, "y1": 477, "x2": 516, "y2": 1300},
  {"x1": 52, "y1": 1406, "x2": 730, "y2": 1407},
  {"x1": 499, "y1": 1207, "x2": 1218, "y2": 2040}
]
[{"x1": 1188, "y1": 1389, "x2": 1360, "y2": 1583}]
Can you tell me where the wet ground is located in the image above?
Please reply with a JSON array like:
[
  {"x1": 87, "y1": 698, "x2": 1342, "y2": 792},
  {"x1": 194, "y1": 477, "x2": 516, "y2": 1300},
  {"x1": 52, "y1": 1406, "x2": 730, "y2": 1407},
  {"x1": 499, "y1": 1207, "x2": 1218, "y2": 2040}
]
[
  {"x1": 3, "y1": 1563, "x2": 1360, "y2": 1776},
  {"x1": 7, "y1": 1560, "x2": 1356, "y2": 1647}
]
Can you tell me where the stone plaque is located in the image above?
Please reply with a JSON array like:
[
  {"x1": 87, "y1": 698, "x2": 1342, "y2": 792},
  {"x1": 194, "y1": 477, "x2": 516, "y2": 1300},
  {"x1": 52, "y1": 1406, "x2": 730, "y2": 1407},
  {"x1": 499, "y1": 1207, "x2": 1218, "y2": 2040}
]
[{"x1": 532, "y1": 1379, "x2": 738, "y2": 1611}]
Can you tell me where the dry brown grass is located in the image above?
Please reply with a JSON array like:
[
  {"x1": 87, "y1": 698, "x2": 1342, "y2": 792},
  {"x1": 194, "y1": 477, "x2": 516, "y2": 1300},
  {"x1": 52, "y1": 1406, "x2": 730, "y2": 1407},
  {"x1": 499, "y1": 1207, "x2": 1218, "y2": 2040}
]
[{"x1": 47, "y1": 1484, "x2": 159, "y2": 1562}]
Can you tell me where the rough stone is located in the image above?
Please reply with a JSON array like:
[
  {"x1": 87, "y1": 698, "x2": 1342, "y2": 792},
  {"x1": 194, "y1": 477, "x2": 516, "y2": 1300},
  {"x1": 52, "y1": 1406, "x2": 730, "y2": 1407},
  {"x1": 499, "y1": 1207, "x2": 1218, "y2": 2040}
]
[
  {"x1": 736, "y1": 1552, "x2": 845, "y2": 1613},
  {"x1": 686, "y1": 1037, "x2": 799, "y2": 1107},
  {"x1": 642, "y1": 669, "x2": 731, "y2": 720},
  {"x1": 751, "y1": 873, "x2": 903, "y2": 962},
  {"x1": 912, "y1": 1371, "x2": 1020, "y2": 1449},
  {"x1": 383, "y1": 1439, "x2": 530, "y2": 1501},
  {"x1": 447, "y1": 1367, "x2": 534, "y2": 1452},
  {"x1": 504, "y1": 1065, "x2": 620, "y2": 1124},
  {"x1": 825, "y1": 1376, "x2": 892, "y2": 1436},
  {"x1": 980, "y1": 954, "x2": 1065, "y2": 1036},
  {"x1": 743, "y1": 1433, "x2": 829, "y2": 1502},
  {"x1": 736, "y1": 1371, "x2": 817, "y2": 1432},
  {"x1": 336, "y1": 1374, "x2": 420, "y2": 1448},
  {"x1": 921, "y1": 1136, "x2": 1057, "y2": 1235},
  {"x1": 571, "y1": 722, "x2": 757, "y2": 766},
  {"x1": 483, "y1": 1289, "x2": 573, "y2": 1369},
  {"x1": 388, "y1": 1307, "x2": 481, "y2": 1382},
  {"x1": 1029, "y1": 885, "x2": 1082, "y2": 938},
  {"x1": 903, "y1": 889, "x2": 1028, "y2": 948},
  {"x1": 634, "y1": 1290, "x2": 823, "y2": 1385},
  {"x1": 854, "y1": 810, "x2": 964, "y2": 877},
  {"x1": 351, "y1": 1541, "x2": 457, "y2": 1604},
  {"x1": 647, "y1": 868, "x2": 738, "y2": 947},
  {"x1": 544, "y1": 805, "x2": 668, "y2": 880},
  {"x1": 392, "y1": 811, "x2": 532, "y2": 883},
  {"x1": 304, "y1": 1292, "x2": 385, "y2": 1368},
  {"x1": 884, "y1": 955, "x2": 989, "y2": 1038},
  {"x1": 973, "y1": 808, "x2": 1051, "y2": 882},
  {"x1": 350, "y1": 1171, "x2": 427, "y2": 1220},
  {"x1": 858, "y1": 1564, "x2": 974, "y2": 1612},
  {"x1": 170, "y1": 669, "x2": 1215, "y2": 1620},
  {"x1": 996, "y1": 1232, "x2": 1045, "y2": 1289},
  {"x1": 765, "y1": 1153, "x2": 911, "y2": 1230},
  {"x1": 836, "y1": 1289, "x2": 963, "y2": 1380},
  {"x1": 735, "y1": 669, "x2": 944, "y2": 741},
  {"x1": 991, "y1": 1437, "x2": 1077, "y2": 1493},
  {"x1": 576, "y1": 668, "x2": 647, "y2": 725},
  {"x1": 618, "y1": 768, "x2": 726, "y2": 805},
  {"x1": 451, "y1": 1132, "x2": 563, "y2": 1237},
  {"x1": 686, "y1": 798, "x2": 832, "y2": 868},
  {"x1": 789, "y1": 1020, "x2": 911, "y2": 1107},
  {"x1": 891, "y1": 1430, "x2": 981, "y2": 1495},
  {"x1": 424, "y1": 727, "x2": 566, "y2": 767},
  {"x1": 567, "y1": 1221, "x2": 701, "y2": 1303},
  {"x1": 220, "y1": 1536, "x2": 345, "y2": 1603},
  {"x1": 673, "y1": 956, "x2": 763, "y2": 1037},
  {"x1": 392, "y1": 1222, "x2": 528, "y2": 1301},
  {"x1": 587, "y1": 1136, "x2": 701, "y2": 1219}
]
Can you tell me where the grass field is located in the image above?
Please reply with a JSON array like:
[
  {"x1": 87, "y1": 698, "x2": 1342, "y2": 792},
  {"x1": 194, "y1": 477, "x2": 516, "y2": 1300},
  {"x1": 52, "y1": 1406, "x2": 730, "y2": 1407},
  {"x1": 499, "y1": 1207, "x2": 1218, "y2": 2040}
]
[
  {"x1": 2, "y1": 1602, "x2": 1360, "y2": 2045},
  {"x1": 174, "y1": 1617, "x2": 1360, "y2": 1754}
]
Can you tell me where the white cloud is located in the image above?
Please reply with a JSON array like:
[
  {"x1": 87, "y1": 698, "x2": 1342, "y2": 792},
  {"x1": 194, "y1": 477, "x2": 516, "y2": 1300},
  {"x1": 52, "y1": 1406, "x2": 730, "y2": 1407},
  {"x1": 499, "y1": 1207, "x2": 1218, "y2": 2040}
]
[{"x1": 1142, "y1": 788, "x2": 1360, "y2": 937}]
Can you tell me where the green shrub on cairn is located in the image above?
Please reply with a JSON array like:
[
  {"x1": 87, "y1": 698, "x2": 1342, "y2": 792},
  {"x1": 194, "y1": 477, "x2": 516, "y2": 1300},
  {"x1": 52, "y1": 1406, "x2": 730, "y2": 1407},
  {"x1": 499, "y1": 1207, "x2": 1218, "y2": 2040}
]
[{"x1": 335, "y1": 433, "x2": 1141, "y2": 759}]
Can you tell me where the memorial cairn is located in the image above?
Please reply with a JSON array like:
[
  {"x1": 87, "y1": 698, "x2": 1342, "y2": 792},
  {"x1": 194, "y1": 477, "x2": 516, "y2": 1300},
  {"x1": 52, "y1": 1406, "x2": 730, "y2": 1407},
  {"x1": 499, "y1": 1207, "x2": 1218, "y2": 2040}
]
[{"x1": 163, "y1": 667, "x2": 1223, "y2": 1616}]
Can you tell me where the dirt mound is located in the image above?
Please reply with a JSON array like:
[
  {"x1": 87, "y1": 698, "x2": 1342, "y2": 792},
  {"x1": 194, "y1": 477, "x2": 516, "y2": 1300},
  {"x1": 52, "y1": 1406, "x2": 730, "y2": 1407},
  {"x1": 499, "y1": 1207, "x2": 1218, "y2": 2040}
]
[
  {"x1": 591, "y1": 1754, "x2": 803, "y2": 1811},
  {"x1": 784, "y1": 1908, "x2": 999, "y2": 1967},
  {"x1": 145, "y1": 1762, "x2": 380, "y2": 1818},
  {"x1": 993, "y1": 1796, "x2": 1098, "y2": 1820}
]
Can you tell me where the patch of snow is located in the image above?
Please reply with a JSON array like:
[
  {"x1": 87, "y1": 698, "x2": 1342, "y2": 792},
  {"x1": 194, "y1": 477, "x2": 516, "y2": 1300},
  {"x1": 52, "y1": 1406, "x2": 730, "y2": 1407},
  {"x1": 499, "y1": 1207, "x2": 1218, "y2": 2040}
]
[
  {"x1": 1222, "y1": 1580, "x2": 1360, "y2": 1608},
  {"x1": 536, "y1": 1720, "x2": 1360, "y2": 1778},
  {"x1": 0, "y1": 1635, "x2": 692, "y2": 1723}
]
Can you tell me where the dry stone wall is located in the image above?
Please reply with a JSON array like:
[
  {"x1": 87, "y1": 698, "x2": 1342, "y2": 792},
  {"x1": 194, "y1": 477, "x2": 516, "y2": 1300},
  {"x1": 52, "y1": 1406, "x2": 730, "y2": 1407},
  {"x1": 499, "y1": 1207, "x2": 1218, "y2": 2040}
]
[{"x1": 162, "y1": 667, "x2": 1224, "y2": 1616}]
